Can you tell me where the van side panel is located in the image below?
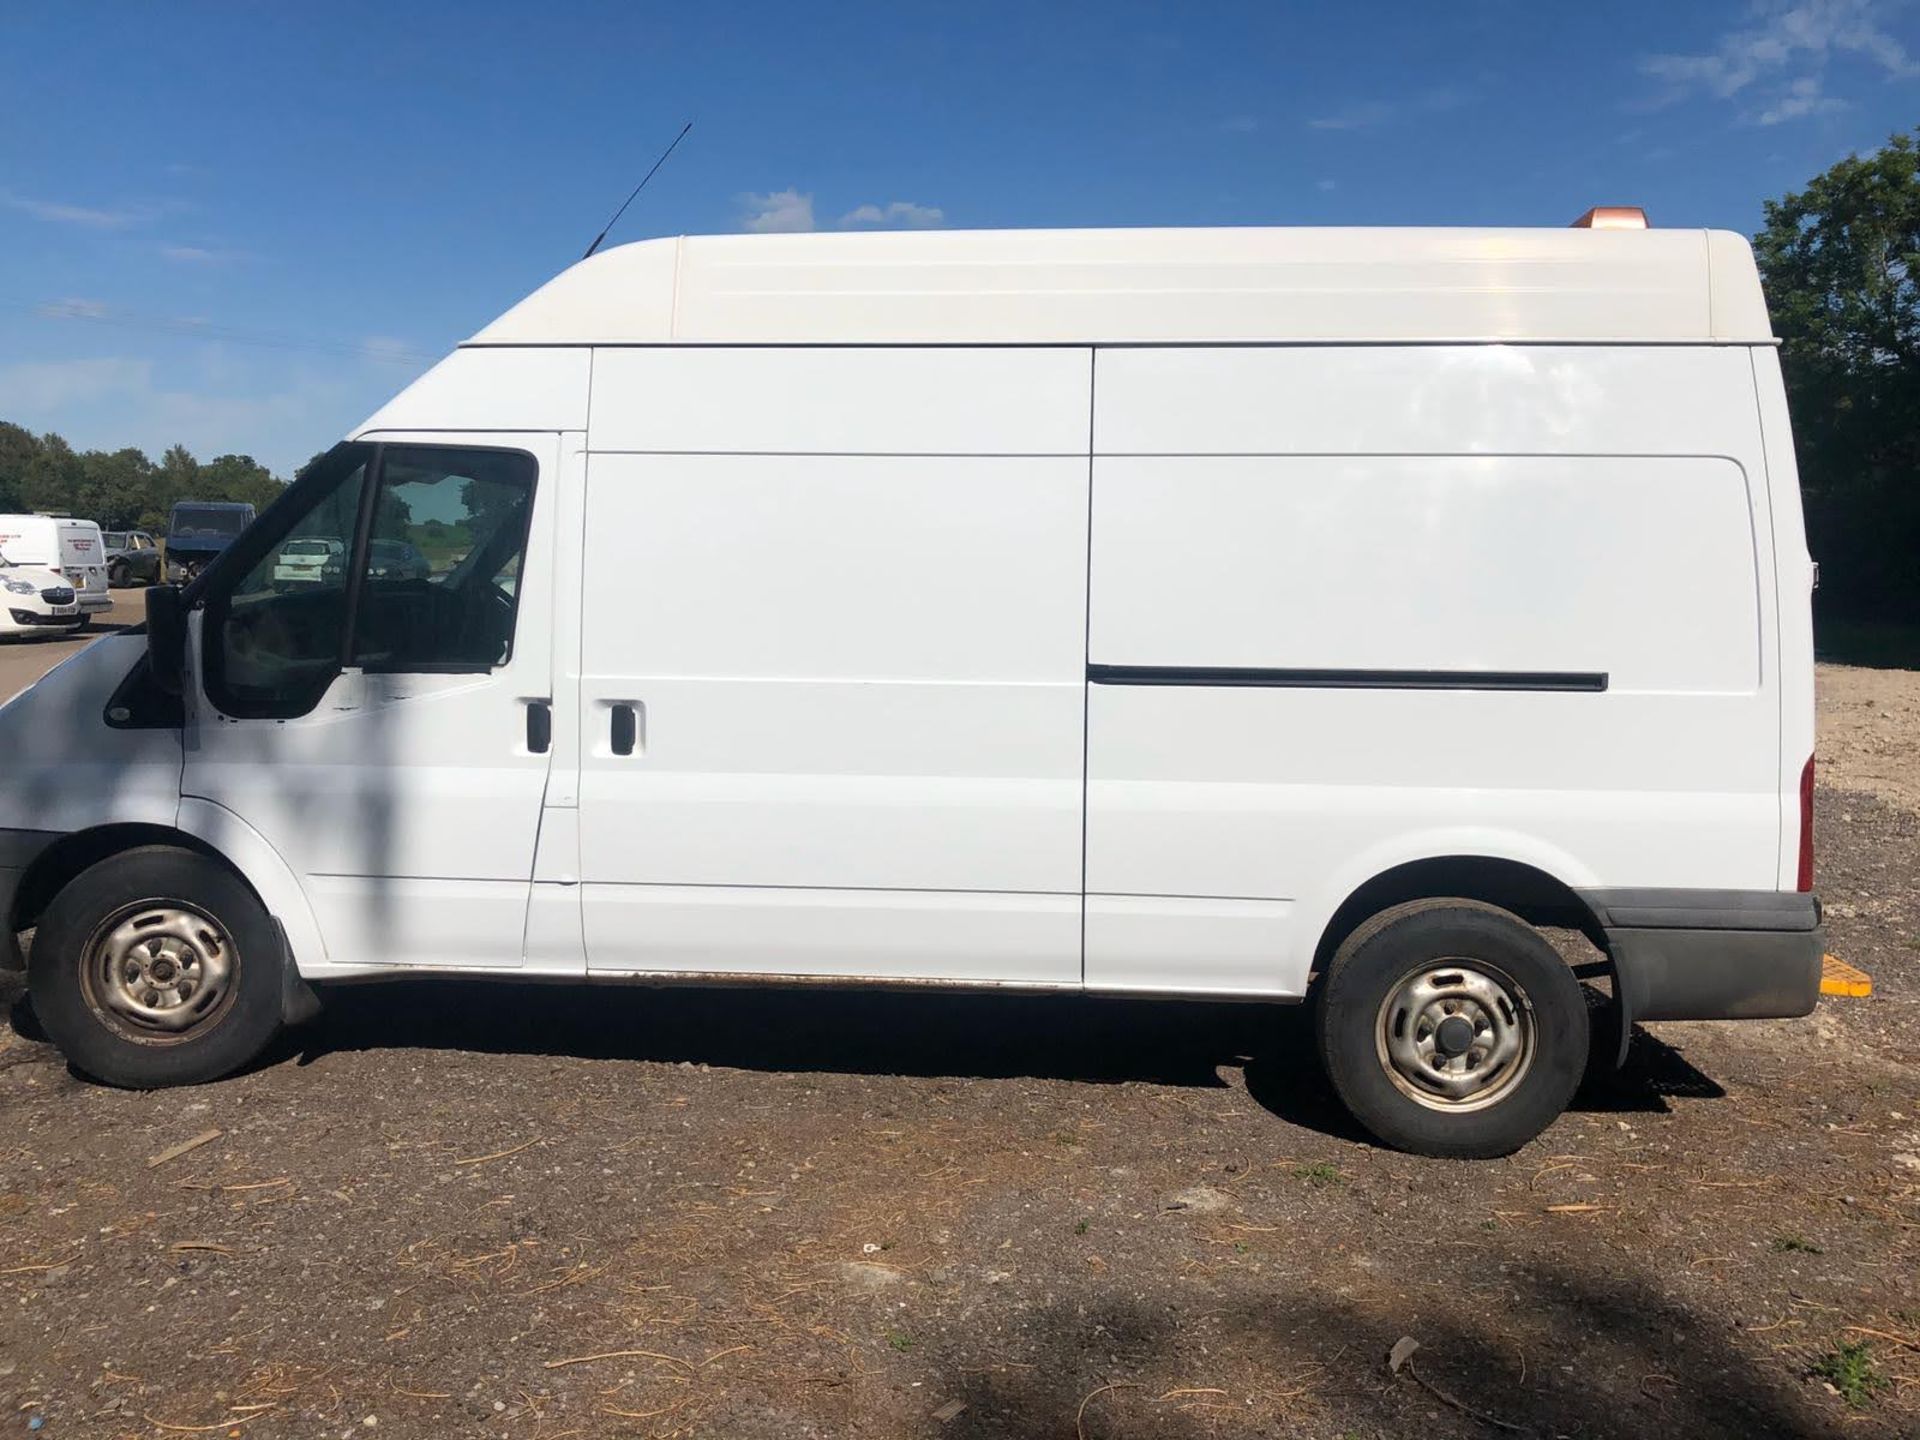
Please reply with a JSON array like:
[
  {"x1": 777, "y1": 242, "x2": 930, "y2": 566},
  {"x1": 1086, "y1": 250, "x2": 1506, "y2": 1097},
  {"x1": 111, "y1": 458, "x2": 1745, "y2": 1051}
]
[
  {"x1": 1093, "y1": 454, "x2": 1760, "y2": 690},
  {"x1": 356, "y1": 348, "x2": 590, "y2": 435},
  {"x1": 574, "y1": 347, "x2": 1092, "y2": 983},
  {"x1": 1749, "y1": 347, "x2": 1818, "y2": 890},
  {"x1": 1085, "y1": 344, "x2": 1781, "y2": 997},
  {"x1": 586, "y1": 347, "x2": 1089, "y2": 455}
]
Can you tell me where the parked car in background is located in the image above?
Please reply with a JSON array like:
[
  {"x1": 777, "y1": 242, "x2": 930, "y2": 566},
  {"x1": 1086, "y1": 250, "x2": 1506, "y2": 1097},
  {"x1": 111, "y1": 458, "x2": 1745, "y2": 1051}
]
[
  {"x1": 102, "y1": 530, "x2": 162, "y2": 587},
  {"x1": 0, "y1": 546, "x2": 83, "y2": 638},
  {"x1": 369, "y1": 538, "x2": 431, "y2": 581},
  {"x1": 166, "y1": 501, "x2": 256, "y2": 582},
  {"x1": 271, "y1": 536, "x2": 343, "y2": 588},
  {"x1": 0, "y1": 515, "x2": 111, "y2": 623},
  {"x1": 319, "y1": 537, "x2": 430, "y2": 585}
]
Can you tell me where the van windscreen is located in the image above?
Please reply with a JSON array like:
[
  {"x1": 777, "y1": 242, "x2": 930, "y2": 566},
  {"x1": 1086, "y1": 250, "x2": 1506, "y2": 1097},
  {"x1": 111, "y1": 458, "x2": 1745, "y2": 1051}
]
[{"x1": 172, "y1": 508, "x2": 251, "y2": 538}]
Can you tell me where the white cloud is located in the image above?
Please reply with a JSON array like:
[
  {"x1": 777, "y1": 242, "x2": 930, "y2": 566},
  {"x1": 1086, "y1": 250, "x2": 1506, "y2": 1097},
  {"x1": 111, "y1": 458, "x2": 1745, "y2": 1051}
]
[
  {"x1": 0, "y1": 357, "x2": 153, "y2": 412},
  {"x1": 838, "y1": 200, "x2": 946, "y2": 228},
  {"x1": 31, "y1": 296, "x2": 431, "y2": 366},
  {"x1": 1, "y1": 189, "x2": 148, "y2": 228},
  {"x1": 1307, "y1": 88, "x2": 1467, "y2": 132},
  {"x1": 1316, "y1": 179, "x2": 1339, "y2": 192},
  {"x1": 1639, "y1": 0, "x2": 1917, "y2": 121},
  {"x1": 1220, "y1": 114, "x2": 1259, "y2": 134},
  {"x1": 5, "y1": 318, "x2": 430, "y2": 474},
  {"x1": 0, "y1": 347, "x2": 380, "y2": 477},
  {"x1": 161, "y1": 244, "x2": 246, "y2": 265},
  {"x1": 739, "y1": 188, "x2": 815, "y2": 233},
  {"x1": 37, "y1": 297, "x2": 112, "y2": 321},
  {"x1": 359, "y1": 335, "x2": 426, "y2": 367},
  {"x1": 1308, "y1": 101, "x2": 1394, "y2": 132},
  {"x1": 1757, "y1": 74, "x2": 1849, "y2": 123}
]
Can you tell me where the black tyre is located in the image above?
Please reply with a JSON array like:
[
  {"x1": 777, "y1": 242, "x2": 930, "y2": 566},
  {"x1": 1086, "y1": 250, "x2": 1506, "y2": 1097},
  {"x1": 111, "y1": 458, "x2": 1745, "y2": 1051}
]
[
  {"x1": 27, "y1": 847, "x2": 286, "y2": 1088},
  {"x1": 72, "y1": 613, "x2": 91, "y2": 631},
  {"x1": 108, "y1": 560, "x2": 129, "y2": 587},
  {"x1": 1316, "y1": 899, "x2": 1588, "y2": 1159}
]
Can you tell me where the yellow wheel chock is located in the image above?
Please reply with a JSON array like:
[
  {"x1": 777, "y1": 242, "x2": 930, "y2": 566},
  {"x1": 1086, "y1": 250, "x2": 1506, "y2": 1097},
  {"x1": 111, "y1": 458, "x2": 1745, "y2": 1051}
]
[{"x1": 1820, "y1": 953, "x2": 1872, "y2": 998}]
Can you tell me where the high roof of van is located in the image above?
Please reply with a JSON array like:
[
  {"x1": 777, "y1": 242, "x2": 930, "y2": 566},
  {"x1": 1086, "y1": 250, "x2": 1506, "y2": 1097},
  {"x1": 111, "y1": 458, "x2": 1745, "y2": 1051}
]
[{"x1": 465, "y1": 227, "x2": 1775, "y2": 348}]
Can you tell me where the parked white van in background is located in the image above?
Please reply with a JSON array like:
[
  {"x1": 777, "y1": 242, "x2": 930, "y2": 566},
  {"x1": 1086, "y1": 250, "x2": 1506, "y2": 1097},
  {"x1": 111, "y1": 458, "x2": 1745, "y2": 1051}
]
[
  {"x1": 0, "y1": 217, "x2": 1824, "y2": 1157},
  {"x1": 0, "y1": 515, "x2": 112, "y2": 621}
]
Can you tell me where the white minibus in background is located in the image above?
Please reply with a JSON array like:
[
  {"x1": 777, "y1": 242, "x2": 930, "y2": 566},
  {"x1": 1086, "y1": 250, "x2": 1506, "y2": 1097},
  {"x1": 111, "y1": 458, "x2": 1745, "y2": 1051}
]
[
  {"x1": 0, "y1": 215, "x2": 1824, "y2": 1157},
  {"x1": 0, "y1": 515, "x2": 112, "y2": 622}
]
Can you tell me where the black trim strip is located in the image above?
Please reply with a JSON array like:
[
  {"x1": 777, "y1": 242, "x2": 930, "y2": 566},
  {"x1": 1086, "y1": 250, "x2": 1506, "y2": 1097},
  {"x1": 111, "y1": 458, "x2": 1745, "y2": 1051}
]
[
  {"x1": 1579, "y1": 887, "x2": 1819, "y2": 933},
  {"x1": 1087, "y1": 664, "x2": 1608, "y2": 693}
]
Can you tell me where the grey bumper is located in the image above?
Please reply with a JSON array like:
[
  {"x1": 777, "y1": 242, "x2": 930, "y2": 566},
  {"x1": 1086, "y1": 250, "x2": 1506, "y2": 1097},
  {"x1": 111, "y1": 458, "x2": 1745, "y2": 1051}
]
[
  {"x1": 0, "y1": 827, "x2": 64, "y2": 973},
  {"x1": 1581, "y1": 888, "x2": 1825, "y2": 1064}
]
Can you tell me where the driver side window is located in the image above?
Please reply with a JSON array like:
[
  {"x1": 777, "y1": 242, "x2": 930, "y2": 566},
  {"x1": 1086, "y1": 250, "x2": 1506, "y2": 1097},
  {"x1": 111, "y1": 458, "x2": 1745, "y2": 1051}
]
[
  {"x1": 206, "y1": 454, "x2": 366, "y2": 719},
  {"x1": 202, "y1": 444, "x2": 536, "y2": 719},
  {"x1": 352, "y1": 447, "x2": 536, "y2": 673}
]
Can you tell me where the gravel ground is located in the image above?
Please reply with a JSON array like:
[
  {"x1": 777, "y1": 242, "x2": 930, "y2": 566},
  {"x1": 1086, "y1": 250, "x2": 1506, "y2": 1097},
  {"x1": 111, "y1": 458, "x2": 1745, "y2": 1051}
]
[
  {"x1": 1818, "y1": 662, "x2": 1920, "y2": 817},
  {"x1": 0, "y1": 644, "x2": 1916, "y2": 1438}
]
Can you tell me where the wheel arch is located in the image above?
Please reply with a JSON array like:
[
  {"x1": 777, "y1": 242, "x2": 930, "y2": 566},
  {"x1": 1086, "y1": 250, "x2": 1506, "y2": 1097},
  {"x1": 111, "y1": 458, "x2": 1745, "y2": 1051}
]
[
  {"x1": 1309, "y1": 854, "x2": 1611, "y2": 989},
  {"x1": 11, "y1": 804, "x2": 327, "y2": 978},
  {"x1": 12, "y1": 824, "x2": 227, "y2": 938}
]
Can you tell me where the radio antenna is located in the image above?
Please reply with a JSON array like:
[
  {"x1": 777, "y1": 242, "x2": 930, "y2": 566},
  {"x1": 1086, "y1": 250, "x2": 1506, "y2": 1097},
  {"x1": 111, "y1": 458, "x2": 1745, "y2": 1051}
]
[{"x1": 582, "y1": 121, "x2": 693, "y2": 260}]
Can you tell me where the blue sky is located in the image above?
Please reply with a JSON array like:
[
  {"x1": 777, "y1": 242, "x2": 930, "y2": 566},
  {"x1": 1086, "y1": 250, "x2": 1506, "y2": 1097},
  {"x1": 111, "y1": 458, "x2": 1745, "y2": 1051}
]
[{"x1": 2, "y1": 0, "x2": 1918, "y2": 477}]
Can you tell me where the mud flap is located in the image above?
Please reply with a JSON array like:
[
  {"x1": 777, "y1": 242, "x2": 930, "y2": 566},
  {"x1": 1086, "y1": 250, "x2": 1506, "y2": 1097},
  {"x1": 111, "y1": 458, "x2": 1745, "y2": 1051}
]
[{"x1": 272, "y1": 919, "x2": 324, "y2": 1027}]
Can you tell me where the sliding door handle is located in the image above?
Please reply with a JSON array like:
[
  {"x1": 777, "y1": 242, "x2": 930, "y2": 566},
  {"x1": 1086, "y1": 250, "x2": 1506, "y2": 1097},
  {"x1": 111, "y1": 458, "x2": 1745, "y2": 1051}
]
[
  {"x1": 525, "y1": 699, "x2": 551, "y2": 754},
  {"x1": 610, "y1": 702, "x2": 637, "y2": 756}
]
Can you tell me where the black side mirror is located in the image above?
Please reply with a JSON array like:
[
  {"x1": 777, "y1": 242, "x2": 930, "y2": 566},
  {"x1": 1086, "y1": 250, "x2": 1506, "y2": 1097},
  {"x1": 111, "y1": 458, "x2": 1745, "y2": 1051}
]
[{"x1": 145, "y1": 585, "x2": 186, "y2": 696}]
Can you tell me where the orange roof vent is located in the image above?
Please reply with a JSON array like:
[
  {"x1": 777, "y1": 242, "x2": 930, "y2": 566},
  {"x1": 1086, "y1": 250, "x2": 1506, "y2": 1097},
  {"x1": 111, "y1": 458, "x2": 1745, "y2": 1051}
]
[{"x1": 1570, "y1": 206, "x2": 1649, "y2": 229}]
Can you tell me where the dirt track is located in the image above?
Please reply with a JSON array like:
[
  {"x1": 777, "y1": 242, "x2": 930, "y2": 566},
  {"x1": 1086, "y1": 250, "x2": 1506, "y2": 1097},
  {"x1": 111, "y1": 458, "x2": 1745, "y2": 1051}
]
[
  {"x1": 1818, "y1": 662, "x2": 1920, "y2": 817},
  {"x1": 0, "y1": 638, "x2": 1916, "y2": 1438}
]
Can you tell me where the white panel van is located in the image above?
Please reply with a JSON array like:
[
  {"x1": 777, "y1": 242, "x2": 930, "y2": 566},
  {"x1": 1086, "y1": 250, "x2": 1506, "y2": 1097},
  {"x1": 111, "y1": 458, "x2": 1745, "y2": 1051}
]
[
  {"x1": 0, "y1": 221, "x2": 1825, "y2": 1157},
  {"x1": 0, "y1": 515, "x2": 112, "y2": 618}
]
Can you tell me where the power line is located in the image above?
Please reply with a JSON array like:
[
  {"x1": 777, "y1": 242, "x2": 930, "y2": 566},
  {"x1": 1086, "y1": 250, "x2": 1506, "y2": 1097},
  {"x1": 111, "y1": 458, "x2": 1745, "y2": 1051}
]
[{"x1": 1, "y1": 297, "x2": 438, "y2": 366}]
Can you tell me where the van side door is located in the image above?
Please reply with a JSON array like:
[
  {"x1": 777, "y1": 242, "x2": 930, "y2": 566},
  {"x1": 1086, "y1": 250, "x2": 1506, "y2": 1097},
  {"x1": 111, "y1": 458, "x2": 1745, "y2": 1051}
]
[
  {"x1": 181, "y1": 434, "x2": 562, "y2": 971},
  {"x1": 571, "y1": 348, "x2": 1091, "y2": 983}
]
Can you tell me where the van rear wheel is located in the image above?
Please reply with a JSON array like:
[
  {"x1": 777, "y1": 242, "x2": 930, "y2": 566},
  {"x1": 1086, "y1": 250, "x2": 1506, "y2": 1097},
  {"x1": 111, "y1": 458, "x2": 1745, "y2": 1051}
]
[
  {"x1": 1315, "y1": 899, "x2": 1587, "y2": 1159},
  {"x1": 27, "y1": 847, "x2": 287, "y2": 1088}
]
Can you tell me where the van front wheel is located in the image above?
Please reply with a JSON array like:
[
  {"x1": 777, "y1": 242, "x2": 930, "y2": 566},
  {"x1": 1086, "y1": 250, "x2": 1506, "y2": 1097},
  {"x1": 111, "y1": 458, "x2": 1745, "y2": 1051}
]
[
  {"x1": 27, "y1": 847, "x2": 287, "y2": 1088},
  {"x1": 1316, "y1": 900, "x2": 1587, "y2": 1159}
]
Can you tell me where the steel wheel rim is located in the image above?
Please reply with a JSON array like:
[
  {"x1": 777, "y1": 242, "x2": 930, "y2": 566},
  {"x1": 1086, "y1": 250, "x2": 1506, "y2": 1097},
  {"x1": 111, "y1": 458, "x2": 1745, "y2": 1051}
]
[
  {"x1": 80, "y1": 900, "x2": 240, "y2": 1045},
  {"x1": 1374, "y1": 958, "x2": 1535, "y2": 1113}
]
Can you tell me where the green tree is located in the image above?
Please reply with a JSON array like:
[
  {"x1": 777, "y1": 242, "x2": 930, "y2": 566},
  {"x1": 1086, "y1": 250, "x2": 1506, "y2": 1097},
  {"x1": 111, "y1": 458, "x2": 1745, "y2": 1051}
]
[
  {"x1": 20, "y1": 433, "x2": 78, "y2": 515},
  {"x1": 150, "y1": 443, "x2": 201, "y2": 529},
  {"x1": 0, "y1": 422, "x2": 40, "y2": 512},
  {"x1": 1755, "y1": 129, "x2": 1920, "y2": 621},
  {"x1": 195, "y1": 453, "x2": 285, "y2": 512},
  {"x1": 73, "y1": 447, "x2": 157, "y2": 528},
  {"x1": 0, "y1": 423, "x2": 293, "y2": 527}
]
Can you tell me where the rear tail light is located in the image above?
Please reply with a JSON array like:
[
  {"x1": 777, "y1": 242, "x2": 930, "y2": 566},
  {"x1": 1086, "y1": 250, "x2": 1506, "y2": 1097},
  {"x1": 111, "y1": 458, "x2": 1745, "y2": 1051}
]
[
  {"x1": 1796, "y1": 754, "x2": 1816, "y2": 892},
  {"x1": 47, "y1": 565, "x2": 61, "y2": 575}
]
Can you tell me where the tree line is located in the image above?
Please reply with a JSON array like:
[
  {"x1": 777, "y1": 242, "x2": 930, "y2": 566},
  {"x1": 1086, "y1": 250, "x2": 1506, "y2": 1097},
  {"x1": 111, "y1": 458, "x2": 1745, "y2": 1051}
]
[
  {"x1": 3, "y1": 132, "x2": 1917, "y2": 620},
  {"x1": 0, "y1": 422, "x2": 287, "y2": 534},
  {"x1": 1755, "y1": 129, "x2": 1920, "y2": 626}
]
